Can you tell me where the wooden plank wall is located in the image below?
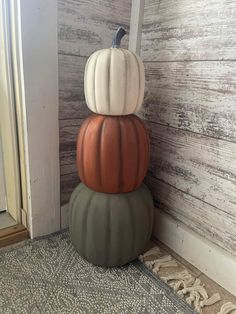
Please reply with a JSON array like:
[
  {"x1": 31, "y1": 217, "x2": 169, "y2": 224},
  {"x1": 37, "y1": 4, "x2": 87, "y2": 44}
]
[
  {"x1": 58, "y1": 0, "x2": 131, "y2": 204},
  {"x1": 140, "y1": 0, "x2": 236, "y2": 255}
]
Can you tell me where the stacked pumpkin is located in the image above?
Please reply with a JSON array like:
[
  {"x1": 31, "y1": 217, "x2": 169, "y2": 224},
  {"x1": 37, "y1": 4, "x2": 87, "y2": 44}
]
[{"x1": 69, "y1": 27, "x2": 154, "y2": 267}]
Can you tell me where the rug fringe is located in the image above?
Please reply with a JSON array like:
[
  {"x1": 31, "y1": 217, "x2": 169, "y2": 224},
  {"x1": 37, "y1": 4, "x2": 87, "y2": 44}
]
[
  {"x1": 139, "y1": 246, "x2": 224, "y2": 313},
  {"x1": 143, "y1": 255, "x2": 178, "y2": 271},
  {"x1": 218, "y1": 302, "x2": 236, "y2": 314},
  {"x1": 161, "y1": 269, "x2": 194, "y2": 284},
  {"x1": 153, "y1": 258, "x2": 178, "y2": 273},
  {"x1": 139, "y1": 246, "x2": 161, "y2": 262}
]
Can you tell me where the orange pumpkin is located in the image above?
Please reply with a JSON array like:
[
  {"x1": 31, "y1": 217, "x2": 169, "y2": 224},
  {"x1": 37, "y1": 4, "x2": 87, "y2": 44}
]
[{"x1": 77, "y1": 114, "x2": 149, "y2": 193}]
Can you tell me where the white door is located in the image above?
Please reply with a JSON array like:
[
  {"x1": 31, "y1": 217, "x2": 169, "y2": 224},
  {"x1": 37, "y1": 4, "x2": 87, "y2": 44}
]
[{"x1": 0, "y1": 0, "x2": 21, "y2": 223}]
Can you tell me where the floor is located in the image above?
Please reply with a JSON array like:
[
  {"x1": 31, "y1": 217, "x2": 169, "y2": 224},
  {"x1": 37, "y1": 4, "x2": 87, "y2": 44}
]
[
  {"x1": 0, "y1": 211, "x2": 16, "y2": 230},
  {"x1": 152, "y1": 238, "x2": 236, "y2": 314}
]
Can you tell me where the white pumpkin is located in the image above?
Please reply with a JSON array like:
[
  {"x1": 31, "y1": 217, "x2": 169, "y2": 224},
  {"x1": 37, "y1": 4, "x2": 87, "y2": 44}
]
[{"x1": 84, "y1": 27, "x2": 145, "y2": 116}]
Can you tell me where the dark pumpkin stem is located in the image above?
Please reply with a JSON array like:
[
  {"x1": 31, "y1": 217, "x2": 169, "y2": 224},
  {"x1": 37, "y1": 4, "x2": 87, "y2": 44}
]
[{"x1": 111, "y1": 27, "x2": 127, "y2": 48}]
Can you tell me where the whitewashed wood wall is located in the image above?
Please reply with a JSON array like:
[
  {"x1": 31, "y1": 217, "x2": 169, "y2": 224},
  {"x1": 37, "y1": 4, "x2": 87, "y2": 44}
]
[
  {"x1": 139, "y1": 0, "x2": 236, "y2": 255},
  {"x1": 58, "y1": 0, "x2": 131, "y2": 204}
]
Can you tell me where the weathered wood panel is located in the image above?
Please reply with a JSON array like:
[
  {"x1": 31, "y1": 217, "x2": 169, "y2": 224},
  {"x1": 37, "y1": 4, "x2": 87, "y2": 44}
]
[
  {"x1": 58, "y1": 0, "x2": 131, "y2": 57},
  {"x1": 59, "y1": 54, "x2": 91, "y2": 120},
  {"x1": 61, "y1": 172, "x2": 80, "y2": 205},
  {"x1": 58, "y1": 53, "x2": 88, "y2": 203},
  {"x1": 141, "y1": 0, "x2": 236, "y2": 255},
  {"x1": 145, "y1": 176, "x2": 236, "y2": 255},
  {"x1": 59, "y1": 118, "x2": 83, "y2": 149},
  {"x1": 138, "y1": 61, "x2": 236, "y2": 142},
  {"x1": 60, "y1": 150, "x2": 77, "y2": 176},
  {"x1": 141, "y1": 0, "x2": 236, "y2": 61},
  {"x1": 59, "y1": 118, "x2": 83, "y2": 203},
  {"x1": 146, "y1": 122, "x2": 236, "y2": 217}
]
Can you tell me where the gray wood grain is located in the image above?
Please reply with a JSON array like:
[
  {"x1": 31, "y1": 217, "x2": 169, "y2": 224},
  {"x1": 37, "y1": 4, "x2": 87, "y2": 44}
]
[
  {"x1": 146, "y1": 176, "x2": 236, "y2": 255},
  {"x1": 141, "y1": 0, "x2": 236, "y2": 61},
  {"x1": 59, "y1": 118, "x2": 83, "y2": 204},
  {"x1": 138, "y1": 61, "x2": 236, "y2": 142},
  {"x1": 61, "y1": 172, "x2": 80, "y2": 205},
  {"x1": 141, "y1": 0, "x2": 236, "y2": 254},
  {"x1": 59, "y1": 54, "x2": 91, "y2": 120},
  {"x1": 146, "y1": 122, "x2": 236, "y2": 218},
  {"x1": 59, "y1": 118, "x2": 84, "y2": 148},
  {"x1": 60, "y1": 150, "x2": 77, "y2": 176},
  {"x1": 58, "y1": 0, "x2": 131, "y2": 57}
]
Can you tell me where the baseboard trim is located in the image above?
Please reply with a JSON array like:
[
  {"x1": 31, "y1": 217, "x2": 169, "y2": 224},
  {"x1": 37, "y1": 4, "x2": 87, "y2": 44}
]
[{"x1": 153, "y1": 208, "x2": 236, "y2": 296}]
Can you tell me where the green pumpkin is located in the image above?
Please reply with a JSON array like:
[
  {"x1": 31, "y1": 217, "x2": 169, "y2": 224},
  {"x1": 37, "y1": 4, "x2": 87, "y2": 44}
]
[{"x1": 69, "y1": 183, "x2": 154, "y2": 267}]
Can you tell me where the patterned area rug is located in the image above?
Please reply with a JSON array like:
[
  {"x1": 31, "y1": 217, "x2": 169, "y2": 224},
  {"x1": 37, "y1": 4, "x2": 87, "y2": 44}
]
[{"x1": 0, "y1": 231, "x2": 194, "y2": 313}]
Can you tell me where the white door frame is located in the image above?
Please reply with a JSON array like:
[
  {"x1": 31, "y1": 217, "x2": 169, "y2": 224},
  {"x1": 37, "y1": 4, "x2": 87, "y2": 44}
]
[{"x1": 7, "y1": 0, "x2": 60, "y2": 238}]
